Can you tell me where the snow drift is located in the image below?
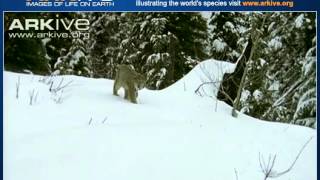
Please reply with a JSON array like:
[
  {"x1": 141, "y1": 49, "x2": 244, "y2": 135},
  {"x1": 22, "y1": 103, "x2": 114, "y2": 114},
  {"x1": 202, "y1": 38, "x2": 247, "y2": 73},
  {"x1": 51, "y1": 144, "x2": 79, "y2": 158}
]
[{"x1": 4, "y1": 59, "x2": 316, "y2": 180}]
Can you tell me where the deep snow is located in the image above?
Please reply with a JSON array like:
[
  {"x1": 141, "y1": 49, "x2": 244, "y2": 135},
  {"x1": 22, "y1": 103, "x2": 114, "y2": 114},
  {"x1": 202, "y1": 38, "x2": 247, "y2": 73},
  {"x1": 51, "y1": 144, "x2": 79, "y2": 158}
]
[{"x1": 4, "y1": 60, "x2": 316, "y2": 180}]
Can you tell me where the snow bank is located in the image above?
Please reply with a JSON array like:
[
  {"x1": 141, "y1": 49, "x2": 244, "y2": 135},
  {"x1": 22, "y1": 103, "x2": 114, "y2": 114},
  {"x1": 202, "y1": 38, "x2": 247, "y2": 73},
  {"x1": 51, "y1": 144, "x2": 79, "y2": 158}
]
[
  {"x1": 3, "y1": 59, "x2": 316, "y2": 180},
  {"x1": 165, "y1": 59, "x2": 235, "y2": 96}
]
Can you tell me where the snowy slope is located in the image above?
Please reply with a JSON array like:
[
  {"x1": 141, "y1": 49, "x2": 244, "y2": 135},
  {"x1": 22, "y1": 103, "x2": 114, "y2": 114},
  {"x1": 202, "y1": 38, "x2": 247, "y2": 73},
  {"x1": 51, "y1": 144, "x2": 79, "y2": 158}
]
[{"x1": 4, "y1": 60, "x2": 316, "y2": 180}]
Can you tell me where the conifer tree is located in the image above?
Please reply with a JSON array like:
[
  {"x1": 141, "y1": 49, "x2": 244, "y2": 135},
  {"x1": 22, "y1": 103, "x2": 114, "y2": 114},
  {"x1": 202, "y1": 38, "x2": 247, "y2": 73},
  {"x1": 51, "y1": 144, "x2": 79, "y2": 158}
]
[
  {"x1": 119, "y1": 12, "x2": 208, "y2": 89},
  {"x1": 209, "y1": 12, "x2": 248, "y2": 62}
]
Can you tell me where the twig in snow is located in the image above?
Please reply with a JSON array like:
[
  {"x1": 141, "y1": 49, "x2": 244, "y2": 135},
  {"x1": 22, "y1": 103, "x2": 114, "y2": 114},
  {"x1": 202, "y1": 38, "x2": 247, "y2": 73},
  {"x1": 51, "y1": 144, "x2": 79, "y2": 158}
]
[
  {"x1": 102, "y1": 116, "x2": 108, "y2": 124},
  {"x1": 234, "y1": 168, "x2": 239, "y2": 180},
  {"x1": 88, "y1": 118, "x2": 93, "y2": 125},
  {"x1": 28, "y1": 89, "x2": 38, "y2": 105},
  {"x1": 38, "y1": 75, "x2": 56, "y2": 85},
  {"x1": 259, "y1": 136, "x2": 313, "y2": 180},
  {"x1": 49, "y1": 81, "x2": 54, "y2": 92},
  {"x1": 50, "y1": 78, "x2": 73, "y2": 93},
  {"x1": 53, "y1": 90, "x2": 65, "y2": 104},
  {"x1": 16, "y1": 77, "x2": 20, "y2": 99}
]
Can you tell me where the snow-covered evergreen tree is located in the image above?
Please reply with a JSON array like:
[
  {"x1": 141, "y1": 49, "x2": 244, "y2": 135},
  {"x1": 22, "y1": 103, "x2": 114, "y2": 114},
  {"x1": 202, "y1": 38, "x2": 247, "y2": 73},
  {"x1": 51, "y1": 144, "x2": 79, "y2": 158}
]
[
  {"x1": 53, "y1": 38, "x2": 91, "y2": 77},
  {"x1": 86, "y1": 13, "x2": 124, "y2": 78},
  {"x1": 234, "y1": 12, "x2": 316, "y2": 128},
  {"x1": 53, "y1": 13, "x2": 92, "y2": 77},
  {"x1": 209, "y1": 12, "x2": 249, "y2": 62},
  {"x1": 43, "y1": 13, "x2": 74, "y2": 72},
  {"x1": 292, "y1": 36, "x2": 316, "y2": 127},
  {"x1": 119, "y1": 12, "x2": 208, "y2": 89}
]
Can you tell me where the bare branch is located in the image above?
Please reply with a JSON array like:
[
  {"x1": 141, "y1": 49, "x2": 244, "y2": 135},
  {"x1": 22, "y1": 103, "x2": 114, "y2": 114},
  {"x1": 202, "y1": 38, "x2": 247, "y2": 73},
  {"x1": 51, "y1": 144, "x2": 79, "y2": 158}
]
[
  {"x1": 196, "y1": 63, "x2": 234, "y2": 103},
  {"x1": 269, "y1": 137, "x2": 313, "y2": 178},
  {"x1": 194, "y1": 82, "x2": 219, "y2": 97},
  {"x1": 259, "y1": 136, "x2": 314, "y2": 180},
  {"x1": 50, "y1": 78, "x2": 73, "y2": 93}
]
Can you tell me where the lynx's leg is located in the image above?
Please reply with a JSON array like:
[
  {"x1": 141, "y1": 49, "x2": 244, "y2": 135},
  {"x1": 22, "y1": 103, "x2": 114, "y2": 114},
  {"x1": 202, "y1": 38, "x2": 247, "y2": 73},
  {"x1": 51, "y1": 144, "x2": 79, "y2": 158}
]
[
  {"x1": 113, "y1": 71, "x2": 121, "y2": 96},
  {"x1": 113, "y1": 81, "x2": 120, "y2": 96},
  {"x1": 128, "y1": 85, "x2": 138, "y2": 104},
  {"x1": 124, "y1": 89, "x2": 129, "y2": 99}
]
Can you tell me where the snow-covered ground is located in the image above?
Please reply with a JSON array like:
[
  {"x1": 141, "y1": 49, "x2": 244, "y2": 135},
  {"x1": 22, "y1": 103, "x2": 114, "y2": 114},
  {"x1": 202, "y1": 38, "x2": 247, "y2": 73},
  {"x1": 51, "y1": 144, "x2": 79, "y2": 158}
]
[{"x1": 4, "y1": 60, "x2": 316, "y2": 180}]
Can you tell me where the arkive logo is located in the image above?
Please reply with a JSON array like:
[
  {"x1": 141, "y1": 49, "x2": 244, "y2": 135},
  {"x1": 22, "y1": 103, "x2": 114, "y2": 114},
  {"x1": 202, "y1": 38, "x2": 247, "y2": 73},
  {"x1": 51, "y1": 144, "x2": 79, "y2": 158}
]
[{"x1": 8, "y1": 18, "x2": 90, "y2": 31}]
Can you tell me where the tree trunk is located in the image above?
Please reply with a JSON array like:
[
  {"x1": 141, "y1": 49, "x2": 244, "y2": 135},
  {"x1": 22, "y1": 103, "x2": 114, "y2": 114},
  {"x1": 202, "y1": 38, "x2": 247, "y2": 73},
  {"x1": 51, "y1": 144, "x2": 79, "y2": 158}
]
[{"x1": 232, "y1": 14, "x2": 268, "y2": 117}]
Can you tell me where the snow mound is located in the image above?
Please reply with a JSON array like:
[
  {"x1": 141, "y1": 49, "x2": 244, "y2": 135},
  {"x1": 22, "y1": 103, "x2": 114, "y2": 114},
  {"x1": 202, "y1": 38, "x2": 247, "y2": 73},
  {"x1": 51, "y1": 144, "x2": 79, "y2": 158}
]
[
  {"x1": 165, "y1": 59, "x2": 235, "y2": 96},
  {"x1": 4, "y1": 59, "x2": 316, "y2": 180}
]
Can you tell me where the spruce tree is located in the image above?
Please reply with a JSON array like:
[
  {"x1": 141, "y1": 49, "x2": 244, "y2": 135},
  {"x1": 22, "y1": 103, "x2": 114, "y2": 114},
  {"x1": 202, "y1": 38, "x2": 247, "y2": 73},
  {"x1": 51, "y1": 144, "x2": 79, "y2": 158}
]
[
  {"x1": 209, "y1": 12, "x2": 248, "y2": 62},
  {"x1": 119, "y1": 12, "x2": 208, "y2": 89},
  {"x1": 86, "y1": 12, "x2": 124, "y2": 78}
]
